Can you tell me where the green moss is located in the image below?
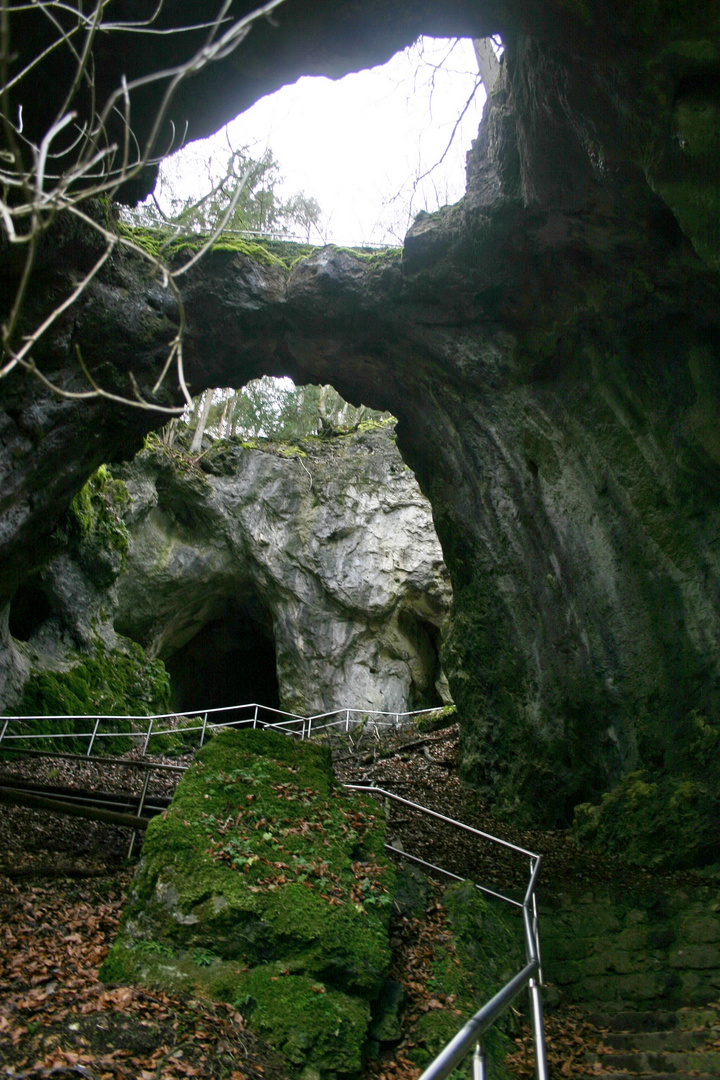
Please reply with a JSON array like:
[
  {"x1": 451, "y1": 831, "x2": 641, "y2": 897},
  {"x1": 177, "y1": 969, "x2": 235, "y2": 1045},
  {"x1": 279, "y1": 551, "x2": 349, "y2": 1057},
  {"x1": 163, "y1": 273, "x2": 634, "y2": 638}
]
[
  {"x1": 573, "y1": 770, "x2": 719, "y2": 869},
  {"x1": 653, "y1": 174, "x2": 720, "y2": 272},
  {"x1": 63, "y1": 465, "x2": 130, "y2": 583},
  {"x1": 408, "y1": 883, "x2": 521, "y2": 1079},
  {"x1": 333, "y1": 246, "x2": 402, "y2": 264},
  {"x1": 414, "y1": 705, "x2": 457, "y2": 733},
  {"x1": 11, "y1": 640, "x2": 171, "y2": 753},
  {"x1": 114, "y1": 219, "x2": 400, "y2": 274},
  {"x1": 102, "y1": 729, "x2": 395, "y2": 1076},
  {"x1": 273, "y1": 444, "x2": 306, "y2": 458},
  {"x1": 573, "y1": 709, "x2": 720, "y2": 869},
  {"x1": 114, "y1": 220, "x2": 319, "y2": 269},
  {"x1": 227, "y1": 967, "x2": 370, "y2": 1072}
]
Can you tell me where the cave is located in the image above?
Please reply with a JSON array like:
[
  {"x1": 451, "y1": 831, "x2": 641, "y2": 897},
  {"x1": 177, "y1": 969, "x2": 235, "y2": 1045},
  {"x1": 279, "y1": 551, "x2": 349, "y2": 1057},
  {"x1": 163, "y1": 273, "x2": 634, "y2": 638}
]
[
  {"x1": 164, "y1": 609, "x2": 280, "y2": 717},
  {"x1": 8, "y1": 580, "x2": 54, "y2": 643},
  {"x1": 1, "y1": 0, "x2": 720, "y2": 865},
  {"x1": 397, "y1": 609, "x2": 445, "y2": 711}
]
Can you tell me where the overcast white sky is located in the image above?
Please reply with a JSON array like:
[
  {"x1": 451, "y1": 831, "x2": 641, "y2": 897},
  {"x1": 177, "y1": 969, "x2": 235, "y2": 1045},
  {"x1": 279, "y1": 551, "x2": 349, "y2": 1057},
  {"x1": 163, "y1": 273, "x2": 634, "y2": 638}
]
[{"x1": 153, "y1": 37, "x2": 488, "y2": 246}]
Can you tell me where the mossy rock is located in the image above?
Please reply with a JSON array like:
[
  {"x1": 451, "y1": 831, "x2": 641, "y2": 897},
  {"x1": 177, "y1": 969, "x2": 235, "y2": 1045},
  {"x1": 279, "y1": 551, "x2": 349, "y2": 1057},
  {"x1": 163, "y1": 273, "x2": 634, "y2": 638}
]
[
  {"x1": 573, "y1": 769, "x2": 720, "y2": 870},
  {"x1": 102, "y1": 728, "x2": 395, "y2": 1077},
  {"x1": 62, "y1": 464, "x2": 131, "y2": 586},
  {"x1": 408, "y1": 882, "x2": 522, "y2": 1080},
  {"x1": 8, "y1": 639, "x2": 171, "y2": 754}
]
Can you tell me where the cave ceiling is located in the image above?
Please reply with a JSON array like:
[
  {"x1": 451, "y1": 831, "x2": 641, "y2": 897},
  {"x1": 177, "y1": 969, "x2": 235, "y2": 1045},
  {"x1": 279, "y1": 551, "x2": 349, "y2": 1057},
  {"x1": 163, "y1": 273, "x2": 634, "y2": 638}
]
[{"x1": 2, "y1": 0, "x2": 720, "y2": 837}]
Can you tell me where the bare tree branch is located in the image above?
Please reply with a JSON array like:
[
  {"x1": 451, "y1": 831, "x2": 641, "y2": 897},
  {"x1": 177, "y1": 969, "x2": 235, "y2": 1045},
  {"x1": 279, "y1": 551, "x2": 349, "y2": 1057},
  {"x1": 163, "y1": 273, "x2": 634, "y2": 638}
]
[{"x1": 0, "y1": 0, "x2": 288, "y2": 412}]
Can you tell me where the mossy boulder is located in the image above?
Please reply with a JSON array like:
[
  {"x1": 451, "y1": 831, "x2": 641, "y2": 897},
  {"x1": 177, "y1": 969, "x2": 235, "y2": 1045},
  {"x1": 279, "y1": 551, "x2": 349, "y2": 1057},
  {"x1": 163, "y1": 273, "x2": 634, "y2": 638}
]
[
  {"x1": 7, "y1": 639, "x2": 171, "y2": 754},
  {"x1": 102, "y1": 728, "x2": 395, "y2": 1077},
  {"x1": 408, "y1": 882, "x2": 521, "y2": 1080},
  {"x1": 573, "y1": 710, "x2": 720, "y2": 869}
]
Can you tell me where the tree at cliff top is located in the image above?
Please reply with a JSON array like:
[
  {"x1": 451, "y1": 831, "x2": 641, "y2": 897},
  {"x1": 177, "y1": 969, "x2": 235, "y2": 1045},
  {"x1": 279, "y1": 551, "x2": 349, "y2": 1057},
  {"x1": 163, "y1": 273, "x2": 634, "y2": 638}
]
[
  {"x1": 140, "y1": 143, "x2": 324, "y2": 242},
  {"x1": 182, "y1": 377, "x2": 392, "y2": 448}
]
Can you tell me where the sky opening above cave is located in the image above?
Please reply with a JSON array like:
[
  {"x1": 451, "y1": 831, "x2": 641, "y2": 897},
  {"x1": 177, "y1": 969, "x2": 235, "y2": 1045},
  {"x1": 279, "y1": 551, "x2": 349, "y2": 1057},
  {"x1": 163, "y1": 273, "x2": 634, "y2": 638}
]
[{"x1": 146, "y1": 37, "x2": 489, "y2": 246}]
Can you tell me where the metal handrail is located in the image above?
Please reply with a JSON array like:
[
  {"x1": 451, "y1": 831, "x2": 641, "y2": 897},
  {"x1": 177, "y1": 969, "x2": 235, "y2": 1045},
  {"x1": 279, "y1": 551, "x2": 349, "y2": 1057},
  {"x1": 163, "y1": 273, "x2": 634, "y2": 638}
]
[
  {"x1": 0, "y1": 702, "x2": 452, "y2": 752},
  {"x1": 1, "y1": 704, "x2": 545, "y2": 1077},
  {"x1": 348, "y1": 783, "x2": 547, "y2": 1080}
]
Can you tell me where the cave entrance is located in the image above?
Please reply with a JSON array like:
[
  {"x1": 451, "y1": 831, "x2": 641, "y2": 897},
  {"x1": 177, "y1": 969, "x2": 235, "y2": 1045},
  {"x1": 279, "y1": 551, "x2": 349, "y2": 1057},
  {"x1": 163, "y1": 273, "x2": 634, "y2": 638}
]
[
  {"x1": 8, "y1": 579, "x2": 54, "y2": 642},
  {"x1": 164, "y1": 605, "x2": 280, "y2": 717},
  {"x1": 138, "y1": 37, "x2": 492, "y2": 247},
  {"x1": 142, "y1": 376, "x2": 452, "y2": 720},
  {"x1": 398, "y1": 611, "x2": 446, "y2": 711}
]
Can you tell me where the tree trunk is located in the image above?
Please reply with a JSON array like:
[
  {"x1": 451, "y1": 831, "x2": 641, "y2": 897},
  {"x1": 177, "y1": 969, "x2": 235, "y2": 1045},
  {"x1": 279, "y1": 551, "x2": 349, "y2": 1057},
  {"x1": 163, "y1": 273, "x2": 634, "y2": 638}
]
[
  {"x1": 190, "y1": 389, "x2": 214, "y2": 453},
  {"x1": 473, "y1": 38, "x2": 500, "y2": 94}
]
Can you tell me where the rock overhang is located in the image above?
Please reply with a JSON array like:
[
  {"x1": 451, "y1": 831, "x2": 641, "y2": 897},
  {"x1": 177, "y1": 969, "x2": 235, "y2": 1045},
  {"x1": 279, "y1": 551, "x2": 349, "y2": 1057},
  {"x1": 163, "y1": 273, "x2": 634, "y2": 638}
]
[{"x1": 1, "y1": 0, "x2": 720, "y2": 858}]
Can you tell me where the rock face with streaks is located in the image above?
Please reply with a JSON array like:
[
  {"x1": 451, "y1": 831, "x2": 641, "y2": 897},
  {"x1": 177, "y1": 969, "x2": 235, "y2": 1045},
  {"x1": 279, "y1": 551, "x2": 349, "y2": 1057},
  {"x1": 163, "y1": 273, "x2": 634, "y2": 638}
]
[
  {"x1": 3, "y1": 423, "x2": 452, "y2": 719},
  {"x1": 1, "y1": 0, "x2": 720, "y2": 864}
]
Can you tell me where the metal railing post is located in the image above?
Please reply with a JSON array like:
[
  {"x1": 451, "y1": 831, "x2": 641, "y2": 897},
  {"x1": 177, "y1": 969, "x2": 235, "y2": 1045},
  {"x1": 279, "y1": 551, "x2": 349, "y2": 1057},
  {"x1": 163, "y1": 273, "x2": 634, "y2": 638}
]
[
  {"x1": 199, "y1": 713, "x2": 208, "y2": 747},
  {"x1": 142, "y1": 717, "x2": 154, "y2": 755},
  {"x1": 472, "y1": 1042, "x2": 485, "y2": 1080},
  {"x1": 86, "y1": 718, "x2": 100, "y2": 757},
  {"x1": 127, "y1": 769, "x2": 151, "y2": 859},
  {"x1": 345, "y1": 709, "x2": 350, "y2": 732},
  {"x1": 528, "y1": 979, "x2": 548, "y2": 1080},
  {"x1": 523, "y1": 860, "x2": 548, "y2": 1080},
  {"x1": 307, "y1": 716, "x2": 312, "y2": 740},
  {"x1": 253, "y1": 705, "x2": 258, "y2": 729},
  {"x1": 0, "y1": 719, "x2": 8, "y2": 746},
  {"x1": 532, "y1": 890, "x2": 543, "y2": 984}
]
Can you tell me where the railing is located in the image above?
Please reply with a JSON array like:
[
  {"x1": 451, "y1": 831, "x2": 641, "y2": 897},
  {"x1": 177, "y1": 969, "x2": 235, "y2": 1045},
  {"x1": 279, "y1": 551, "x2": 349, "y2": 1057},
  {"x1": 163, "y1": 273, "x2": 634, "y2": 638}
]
[
  {"x1": 0, "y1": 702, "x2": 452, "y2": 754},
  {"x1": 345, "y1": 785, "x2": 548, "y2": 1080},
  {"x1": 1, "y1": 703, "x2": 545, "y2": 1078}
]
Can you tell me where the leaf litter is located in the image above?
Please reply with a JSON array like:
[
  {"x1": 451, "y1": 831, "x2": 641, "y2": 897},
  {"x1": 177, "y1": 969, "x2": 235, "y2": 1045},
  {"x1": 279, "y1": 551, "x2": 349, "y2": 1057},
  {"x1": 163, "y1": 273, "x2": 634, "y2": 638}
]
[{"x1": 1, "y1": 725, "x2": 707, "y2": 1080}]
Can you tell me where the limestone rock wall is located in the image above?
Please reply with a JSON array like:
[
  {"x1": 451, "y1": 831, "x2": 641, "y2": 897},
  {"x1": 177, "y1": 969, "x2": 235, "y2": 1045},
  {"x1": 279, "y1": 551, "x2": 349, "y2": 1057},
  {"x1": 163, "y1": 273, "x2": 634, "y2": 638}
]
[
  {"x1": 2, "y1": 424, "x2": 452, "y2": 718},
  {"x1": 114, "y1": 423, "x2": 451, "y2": 715},
  {"x1": 1, "y1": 0, "x2": 719, "y2": 855}
]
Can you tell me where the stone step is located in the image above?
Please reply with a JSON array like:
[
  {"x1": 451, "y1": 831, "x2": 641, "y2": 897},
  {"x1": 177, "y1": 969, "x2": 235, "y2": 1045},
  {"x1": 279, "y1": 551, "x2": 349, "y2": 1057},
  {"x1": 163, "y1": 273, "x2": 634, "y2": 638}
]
[
  {"x1": 588, "y1": 1011, "x2": 680, "y2": 1032},
  {"x1": 586, "y1": 1050, "x2": 720, "y2": 1075},
  {"x1": 676, "y1": 1007, "x2": 720, "y2": 1032},
  {"x1": 579, "y1": 1073, "x2": 720, "y2": 1080},
  {"x1": 603, "y1": 1030, "x2": 712, "y2": 1052},
  {"x1": 575, "y1": 1003, "x2": 720, "y2": 1080},
  {"x1": 589, "y1": 1005, "x2": 720, "y2": 1033}
]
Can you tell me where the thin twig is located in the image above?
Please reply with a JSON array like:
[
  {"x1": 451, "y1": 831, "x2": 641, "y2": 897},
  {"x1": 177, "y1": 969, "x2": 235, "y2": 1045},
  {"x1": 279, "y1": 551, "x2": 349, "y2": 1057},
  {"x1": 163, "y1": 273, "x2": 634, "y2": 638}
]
[{"x1": 0, "y1": 0, "x2": 289, "y2": 411}]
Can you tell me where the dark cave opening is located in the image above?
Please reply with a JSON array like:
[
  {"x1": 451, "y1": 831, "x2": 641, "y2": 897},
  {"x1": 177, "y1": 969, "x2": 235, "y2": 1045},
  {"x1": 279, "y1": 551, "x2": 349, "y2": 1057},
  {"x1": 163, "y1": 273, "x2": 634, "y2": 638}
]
[
  {"x1": 164, "y1": 608, "x2": 280, "y2": 716},
  {"x1": 398, "y1": 610, "x2": 445, "y2": 710},
  {"x1": 8, "y1": 580, "x2": 54, "y2": 642}
]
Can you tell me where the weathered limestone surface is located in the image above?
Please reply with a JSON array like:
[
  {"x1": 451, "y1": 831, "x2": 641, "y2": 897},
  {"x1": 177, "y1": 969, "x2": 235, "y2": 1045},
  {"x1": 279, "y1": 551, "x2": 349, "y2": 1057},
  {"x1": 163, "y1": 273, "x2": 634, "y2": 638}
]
[
  {"x1": 115, "y1": 426, "x2": 451, "y2": 715},
  {"x1": 2, "y1": 425, "x2": 451, "y2": 717},
  {"x1": 1, "y1": 0, "x2": 720, "y2": 851}
]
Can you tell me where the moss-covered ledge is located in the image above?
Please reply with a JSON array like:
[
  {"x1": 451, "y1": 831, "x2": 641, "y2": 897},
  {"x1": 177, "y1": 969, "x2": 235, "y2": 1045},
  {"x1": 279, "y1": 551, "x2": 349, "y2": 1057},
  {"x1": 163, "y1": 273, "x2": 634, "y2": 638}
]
[{"x1": 101, "y1": 728, "x2": 396, "y2": 1077}]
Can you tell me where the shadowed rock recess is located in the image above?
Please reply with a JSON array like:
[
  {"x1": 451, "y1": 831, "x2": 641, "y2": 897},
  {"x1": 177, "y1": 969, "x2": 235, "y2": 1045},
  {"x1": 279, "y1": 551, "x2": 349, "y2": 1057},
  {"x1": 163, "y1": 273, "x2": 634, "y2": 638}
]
[{"x1": 1, "y1": 1, "x2": 720, "y2": 865}]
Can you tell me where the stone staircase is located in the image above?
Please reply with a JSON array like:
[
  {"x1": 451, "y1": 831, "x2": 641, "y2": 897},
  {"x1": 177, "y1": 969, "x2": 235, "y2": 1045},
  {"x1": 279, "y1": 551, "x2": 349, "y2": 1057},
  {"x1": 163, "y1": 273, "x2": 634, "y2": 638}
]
[{"x1": 583, "y1": 1004, "x2": 720, "y2": 1080}]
